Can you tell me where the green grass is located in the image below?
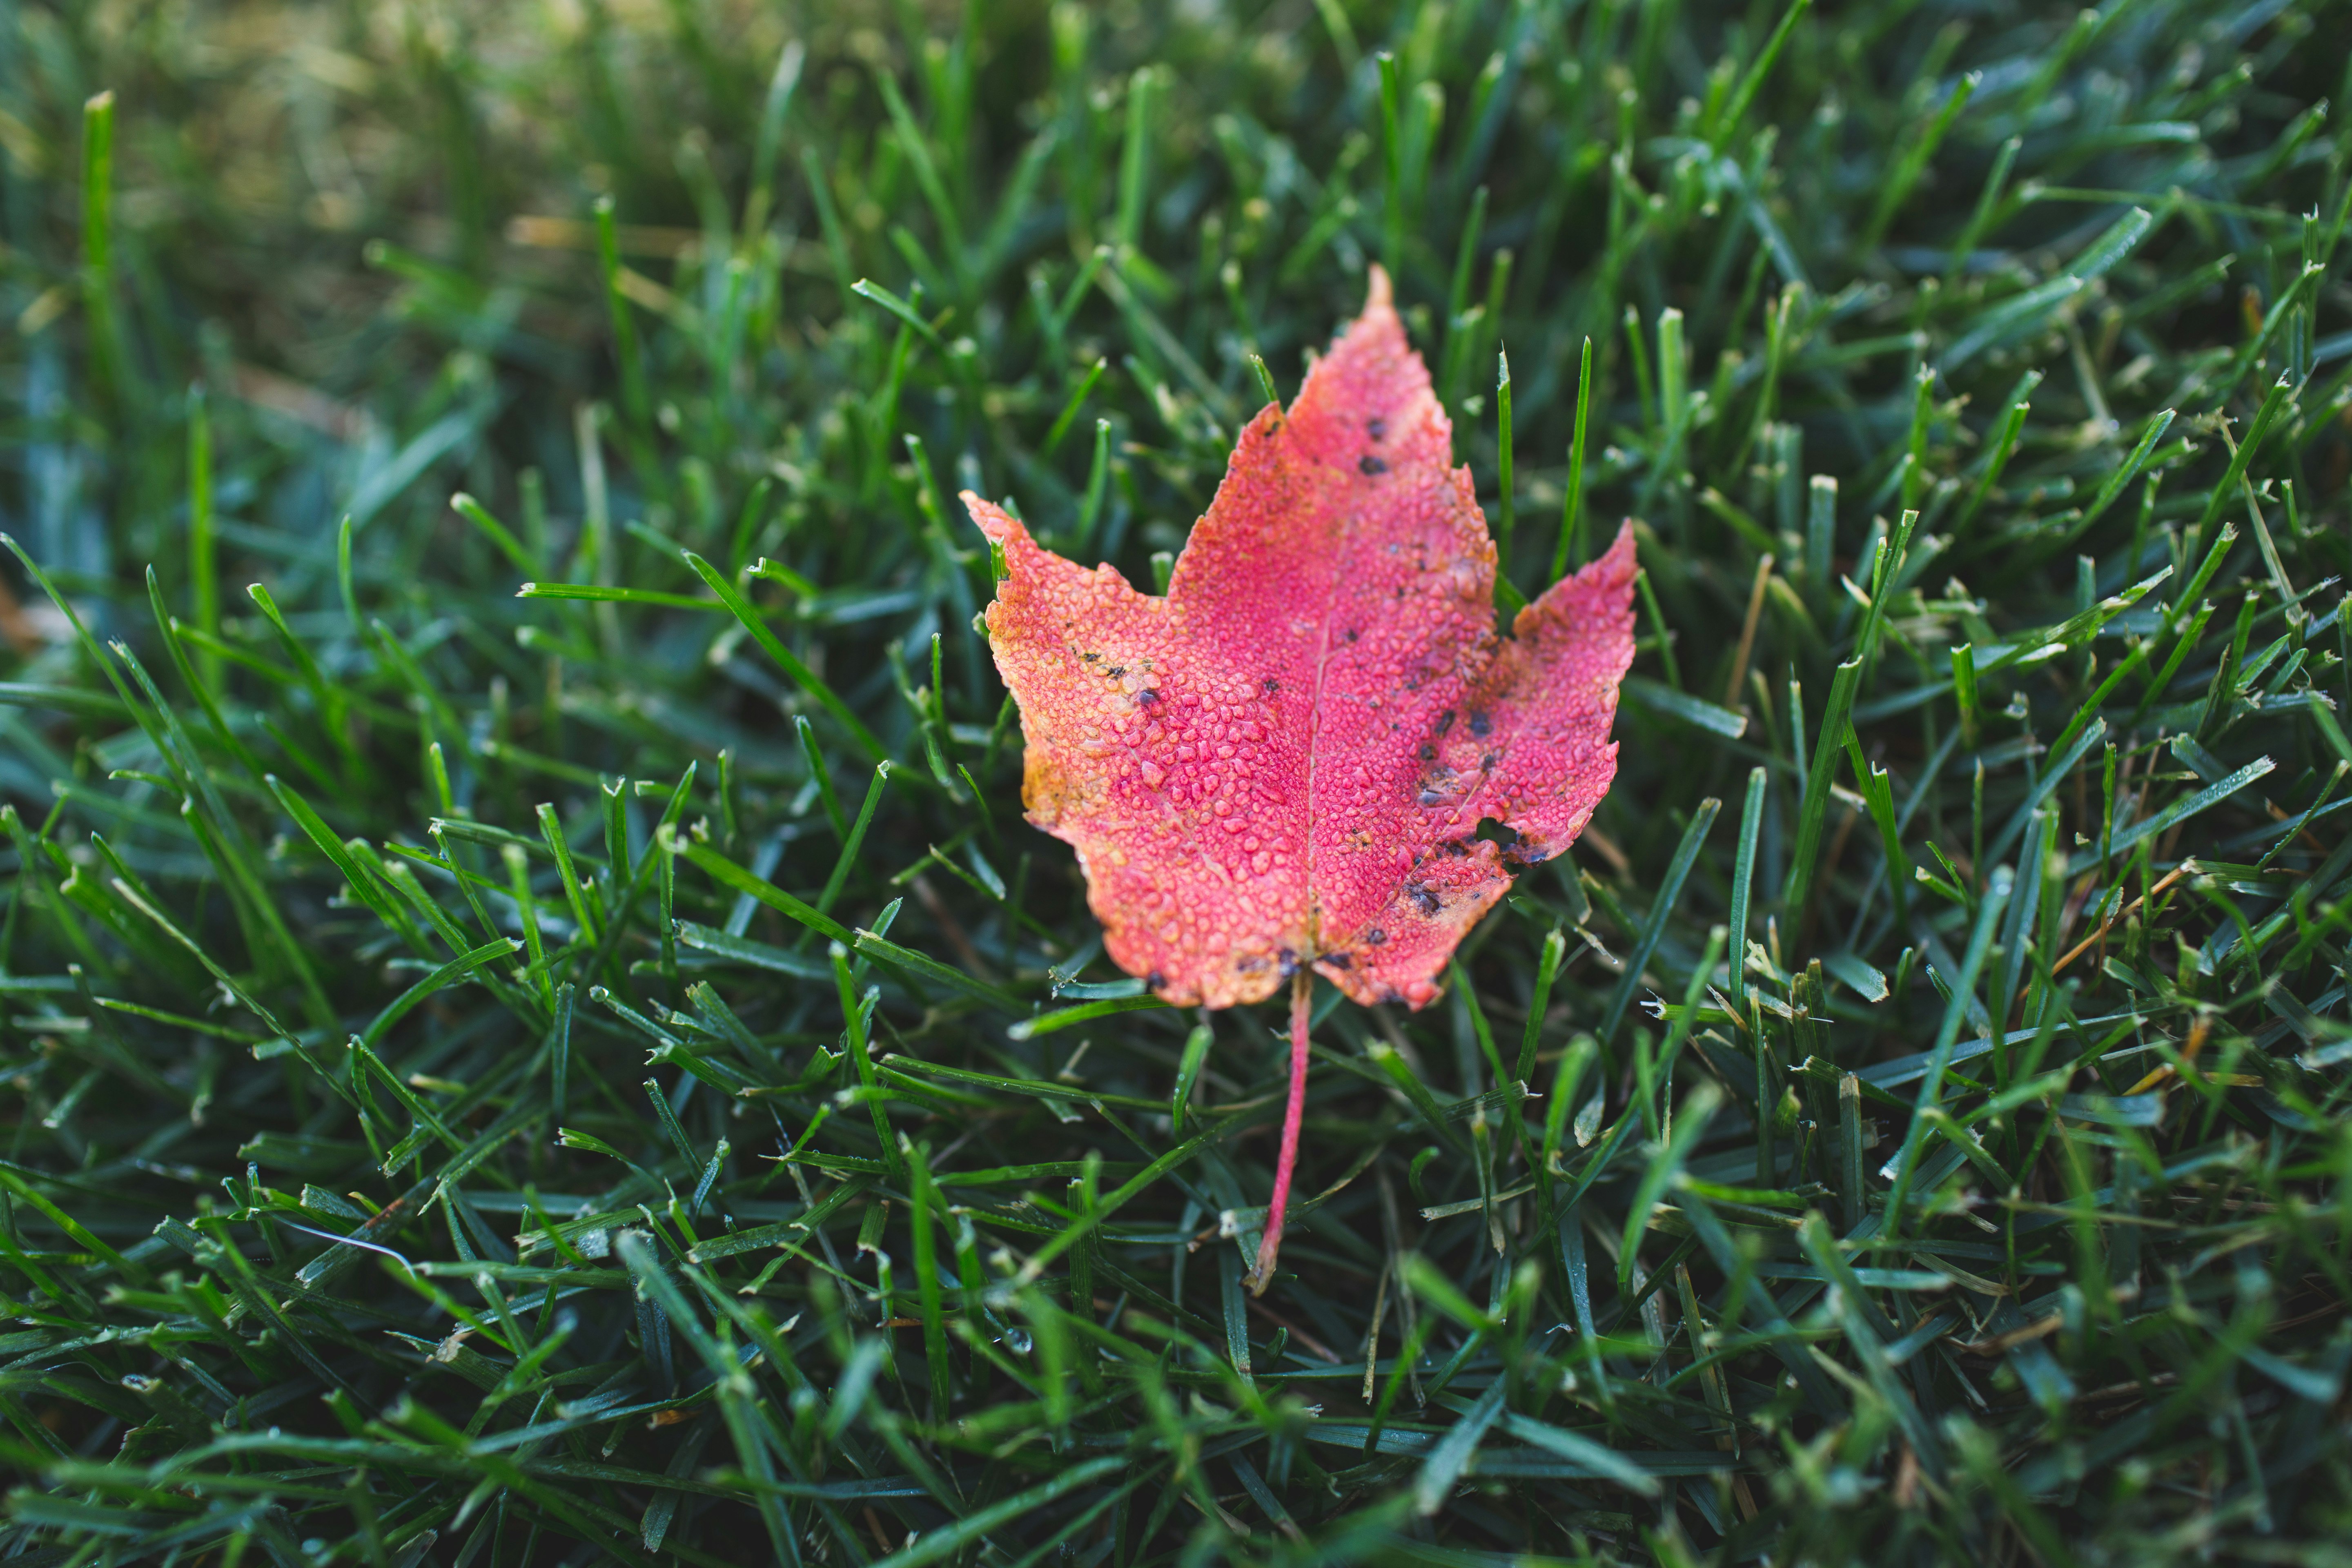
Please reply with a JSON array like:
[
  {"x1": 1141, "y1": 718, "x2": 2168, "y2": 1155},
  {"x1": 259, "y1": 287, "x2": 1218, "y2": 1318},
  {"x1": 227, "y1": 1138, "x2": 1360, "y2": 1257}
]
[{"x1": 2, "y1": 0, "x2": 2350, "y2": 1561}]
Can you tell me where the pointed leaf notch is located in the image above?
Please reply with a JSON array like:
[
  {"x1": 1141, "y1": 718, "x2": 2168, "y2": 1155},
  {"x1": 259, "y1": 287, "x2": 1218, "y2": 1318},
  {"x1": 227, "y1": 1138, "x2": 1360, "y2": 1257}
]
[{"x1": 967, "y1": 267, "x2": 1637, "y2": 1286}]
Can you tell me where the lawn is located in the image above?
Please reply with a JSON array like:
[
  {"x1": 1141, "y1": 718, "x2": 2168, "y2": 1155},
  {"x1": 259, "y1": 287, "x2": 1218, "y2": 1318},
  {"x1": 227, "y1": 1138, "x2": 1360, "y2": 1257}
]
[{"x1": 1, "y1": 0, "x2": 2349, "y2": 1562}]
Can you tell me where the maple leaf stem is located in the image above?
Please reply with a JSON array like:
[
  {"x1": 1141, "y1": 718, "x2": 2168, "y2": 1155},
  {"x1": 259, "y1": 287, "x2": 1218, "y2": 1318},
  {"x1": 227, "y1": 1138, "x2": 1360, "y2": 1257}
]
[{"x1": 1250, "y1": 968, "x2": 1314, "y2": 1296}]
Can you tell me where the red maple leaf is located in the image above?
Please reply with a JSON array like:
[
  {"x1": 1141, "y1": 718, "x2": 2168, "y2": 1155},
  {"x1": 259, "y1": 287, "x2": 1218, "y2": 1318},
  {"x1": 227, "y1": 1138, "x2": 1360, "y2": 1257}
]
[{"x1": 966, "y1": 268, "x2": 1636, "y2": 1289}]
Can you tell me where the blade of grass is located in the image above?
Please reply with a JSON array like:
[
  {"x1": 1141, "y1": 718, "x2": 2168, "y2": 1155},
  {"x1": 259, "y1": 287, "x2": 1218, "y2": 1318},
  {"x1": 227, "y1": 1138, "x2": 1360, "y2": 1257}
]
[{"x1": 1598, "y1": 797, "x2": 1722, "y2": 1045}]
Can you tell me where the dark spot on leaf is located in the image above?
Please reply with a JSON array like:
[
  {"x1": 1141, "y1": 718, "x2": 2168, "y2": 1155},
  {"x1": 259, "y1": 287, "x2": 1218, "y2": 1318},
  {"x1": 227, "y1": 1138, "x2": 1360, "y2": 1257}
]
[
  {"x1": 1435, "y1": 709, "x2": 1456, "y2": 735},
  {"x1": 1136, "y1": 688, "x2": 1160, "y2": 706},
  {"x1": 1326, "y1": 952, "x2": 1352, "y2": 970},
  {"x1": 1419, "y1": 744, "x2": 1436, "y2": 760},
  {"x1": 1146, "y1": 970, "x2": 1166, "y2": 989},
  {"x1": 1440, "y1": 840, "x2": 1470, "y2": 856},
  {"x1": 1367, "y1": 927, "x2": 1387, "y2": 945},
  {"x1": 1359, "y1": 454, "x2": 1388, "y2": 475},
  {"x1": 1276, "y1": 947, "x2": 1299, "y2": 976},
  {"x1": 1409, "y1": 886, "x2": 1441, "y2": 915},
  {"x1": 1367, "y1": 417, "x2": 1386, "y2": 440},
  {"x1": 1417, "y1": 788, "x2": 1446, "y2": 806},
  {"x1": 1262, "y1": 678, "x2": 1280, "y2": 694},
  {"x1": 1106, "y1": 665, "x2": 1125, "y2": 679},
  {"x1": 1345, "y1": 628, "x2": 1359, "y2": 642},
  {"x1": 1481, "y1": 750, "x2": 1497, "y2": 770},
  {"x1": 1469, "y1": 711, "x2": 1492, "y2": 737}
]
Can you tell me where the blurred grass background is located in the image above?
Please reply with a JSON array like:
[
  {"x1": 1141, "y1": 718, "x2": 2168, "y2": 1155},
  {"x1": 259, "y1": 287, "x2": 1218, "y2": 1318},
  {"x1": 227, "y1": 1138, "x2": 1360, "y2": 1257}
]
[{"x1": 2, "y1": 0, "x2": 2350, "y2": 1562}]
